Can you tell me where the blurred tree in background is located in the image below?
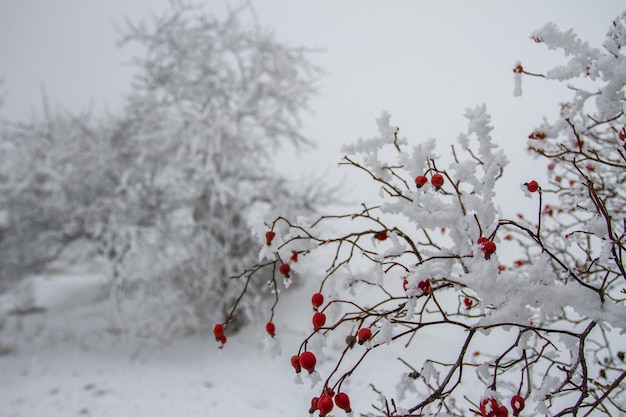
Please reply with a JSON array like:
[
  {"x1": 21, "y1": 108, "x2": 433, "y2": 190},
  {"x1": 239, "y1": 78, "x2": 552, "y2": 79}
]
[{"x1": 0, "y1": 2, "x2": 324, "y2": 340}]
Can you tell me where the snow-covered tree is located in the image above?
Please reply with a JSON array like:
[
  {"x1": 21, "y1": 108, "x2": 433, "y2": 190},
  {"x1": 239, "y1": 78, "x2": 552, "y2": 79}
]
[
  {"x1": 0, "y1": 2, "x2": 323, "y2": 339},
  {"x1": 224, "y1": 11, "x2": 626, "y2": 416}
]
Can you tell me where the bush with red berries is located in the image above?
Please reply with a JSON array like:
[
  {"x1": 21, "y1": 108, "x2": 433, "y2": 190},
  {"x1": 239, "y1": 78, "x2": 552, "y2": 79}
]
[{"x1": 220, "y1": 12, "x2": 626, "y2": 416}]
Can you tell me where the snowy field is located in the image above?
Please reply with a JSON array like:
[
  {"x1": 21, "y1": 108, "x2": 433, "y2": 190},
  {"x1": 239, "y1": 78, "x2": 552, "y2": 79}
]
[
  {"x1": 0, "y1": 271, "x2": 319, "y2": 417},
  {"x1": 0, "y1": 269, "x2": 399, "y2": 417}
]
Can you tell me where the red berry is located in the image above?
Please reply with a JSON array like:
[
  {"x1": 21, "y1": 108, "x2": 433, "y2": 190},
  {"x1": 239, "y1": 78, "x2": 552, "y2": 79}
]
[
  {"x1": 299, "y1": 351, "x2": 316, "y2": 373},
  {"x1": 213, "y1": 323, "x2": 225, "y2": 341},
  {"x1": 513, "y1": 64, "x2": 523, "y2": 73},
  {"x1": 290, "y1": 250, "x2": 298, "y2": 262},
  {"x1": 619, "y1": 127, "x2": 626, "y2": 141},
  {"x1": 311, "y1": 293, "x2": 324, "y2": 309},
  {"x1": 324, "y1": 386, "x2": 335, "y2": 398},
  {"x1": 431, "y1": 173, "x2": 444, "y2": 188},
  {"x1": 528, "y1": 131, "x2": 546, "y2": 140},
  {"x1": 510, "y1": 395, "x2": 525, "y2": 416},
  {"x1": 334, "y1": 392, "x2": 351, "y2": 412},
  {"x1": 219, "y1": 335, "x2": 227, "y2": 345},
  {"x1": 374, "y1": 231, "x2": 388, "y2": 241},
  {"x1": 526, "y1": 180, "x2": 539, "y2": 193},
  {"x1": 290, "y1": 355, "x2": 302, "y2": 373},
  {"x1": 279, "y1": 263, "x2": 291, "y2": 277},
  {"x1": 266, "y1": 322, "x2": 276, "y2": 337},
  {"x1": 480, "y1": 398, "x2": 499, "y2": 417},
  {"x1": 403, "y1": 278, "x2": 409, "y2": 292},
  {"x1": 265, "y1": 230, "x2": 275, "y2": 245},
  {"x1": 463, "y1": 297, "x2": 473, "y2": 308},
  {"x1": 318, "y1": 395, "x2": 334, "y2": 417},
  {"x1": 357, "y1": 327, "x2": 372, "y2": 344},
  {"x1": 478, "y1": 238, "x2": 497, "y2": 260},
  {"x1": 496, "y1": 406, "x2": 509, "y2": 417},
  {"x1": 418, "y1": 279, "x2": 431, "y2": 294},
  {"x1": 312, "y1": 312, "x2": 326, "y2": 330},
  {"x1": 415, "y1": 175, "x2": 428, "y2": 188},
  {"x1": 309, "y1": 397, "x2": 319, "y2": 413}
]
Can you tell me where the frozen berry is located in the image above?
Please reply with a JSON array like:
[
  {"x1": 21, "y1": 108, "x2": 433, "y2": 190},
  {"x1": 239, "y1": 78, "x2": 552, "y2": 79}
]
[
  {"x1": 478, "y1": 237, "x2": 497, "y2": 260},
  {"x1": 311, "y1": 293, "x2": 324, "y2": 309},
  {"x1": 313, "y1": 311, "x2": 326, "y2": 330},
  {"x1": 219, "y1": 335, "x2": 227, "y2": 345},
  {"x1": 279, "y1": 263, "x2": 291, "y2": 277},
  {"x1": 265, "y1": 231, "x2": 276, "y2": 245},
  {"x1": 318, "y1": 394, "x2": 334, "y2": 417},
  {"x1": 290, "y1": 250, "x2": 298, "y2": 262},
  {"x1": 290, "y1": 355, "x2": 301, "y2": 373},
  {"x1": 496, "y1": 406, "x2": 509, "y2": 417},
  {"x1": 334, "y1": 392, "x2": 351, "y2": 412},
  {"x1": 510, "y1": 395, "x2": 525, "y2": 416},
  {"x1": 480, "y1": 398, "x2": 499, "y2": 417},
  {"x1": 213, "y1": 323, "x2": 225, "y2": 341},
  {"x1": 403, "y1": 278, "x2": 409, "y2": 292},
  {"x1": 266, "y1": 322, "x2": 276, "y2": 337},
  {"x1": 374, "y1": 231, "x2": 388, "y2": 241},
  {"x1": 525, "y1": 180, "x2": 539, "y2": 193},
  {"x1": 415, "y1": 175, "x2": 428, "y2": 188},
  {"x1": 309, "y1": 397, "x2": 319, "y2": 413},
  {"x1": 299, "y1": 351, "x2": 316, "y2": 373},
  {"x1": 431, "y1": 173, "x2": 444, "y2": 188},
  {"x1": 418, "y1": 279, "x2": 431, "y2": 294},
  {"x1": 463, "y1": 297, "x2": 473, "y2": 309},
  {"x1": 357, "y1": 327, "x2": 372, "y2": 344}
]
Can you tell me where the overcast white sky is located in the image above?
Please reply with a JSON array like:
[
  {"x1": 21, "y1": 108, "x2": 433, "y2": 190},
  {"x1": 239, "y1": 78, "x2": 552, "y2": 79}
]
[{"x1": 1, "y1": 1, "x2": 624, "y2": 207}]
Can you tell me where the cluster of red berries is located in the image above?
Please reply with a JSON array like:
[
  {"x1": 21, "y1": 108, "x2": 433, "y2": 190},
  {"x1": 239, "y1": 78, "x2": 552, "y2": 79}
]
[
  {"x1": 310, "y1": 389, "x2": 352, "y2": 416},
  {"x1": 478, "y1": 236, "x2": 497, "y2": 259},
  {"x1": 292, "y1": 351, "x2": 317, "y2": 374},
  {"x1": 479, "y1": 395, "x2": 525, "y2": 417},
  {"x1": 415, "y1": 173, "x2": 445, "y2": 189},
  {"x1": 310, "y1": 292, "x2": 326, "y2": 329},
  {"x1": 293, "y1": 293, "x2": 361, "y2": 415},
  {"x1": 265, "y1": 230, "x2": 299, "y2": 277},
  {"x1": 403, "y1": 278, "x2": 432, "y2": 294}
]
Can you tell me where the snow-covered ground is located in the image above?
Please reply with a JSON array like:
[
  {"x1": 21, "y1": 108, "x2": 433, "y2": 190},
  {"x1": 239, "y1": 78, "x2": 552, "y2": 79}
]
[
  {"x1": 0, "y1": 270, "x2": 317, "y2": 417},
  {"x1": 0, "y1": 268, "x2": 397, "y2": 417}
]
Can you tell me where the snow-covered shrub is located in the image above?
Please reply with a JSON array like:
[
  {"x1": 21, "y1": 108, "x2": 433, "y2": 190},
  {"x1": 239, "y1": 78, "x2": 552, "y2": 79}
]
[
  {"x1": 225, "y1": 12, "x2": 626, "y2": 416},
  {"x1": 0, "y1": 2, "x2": 324, "y2": 340}
]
